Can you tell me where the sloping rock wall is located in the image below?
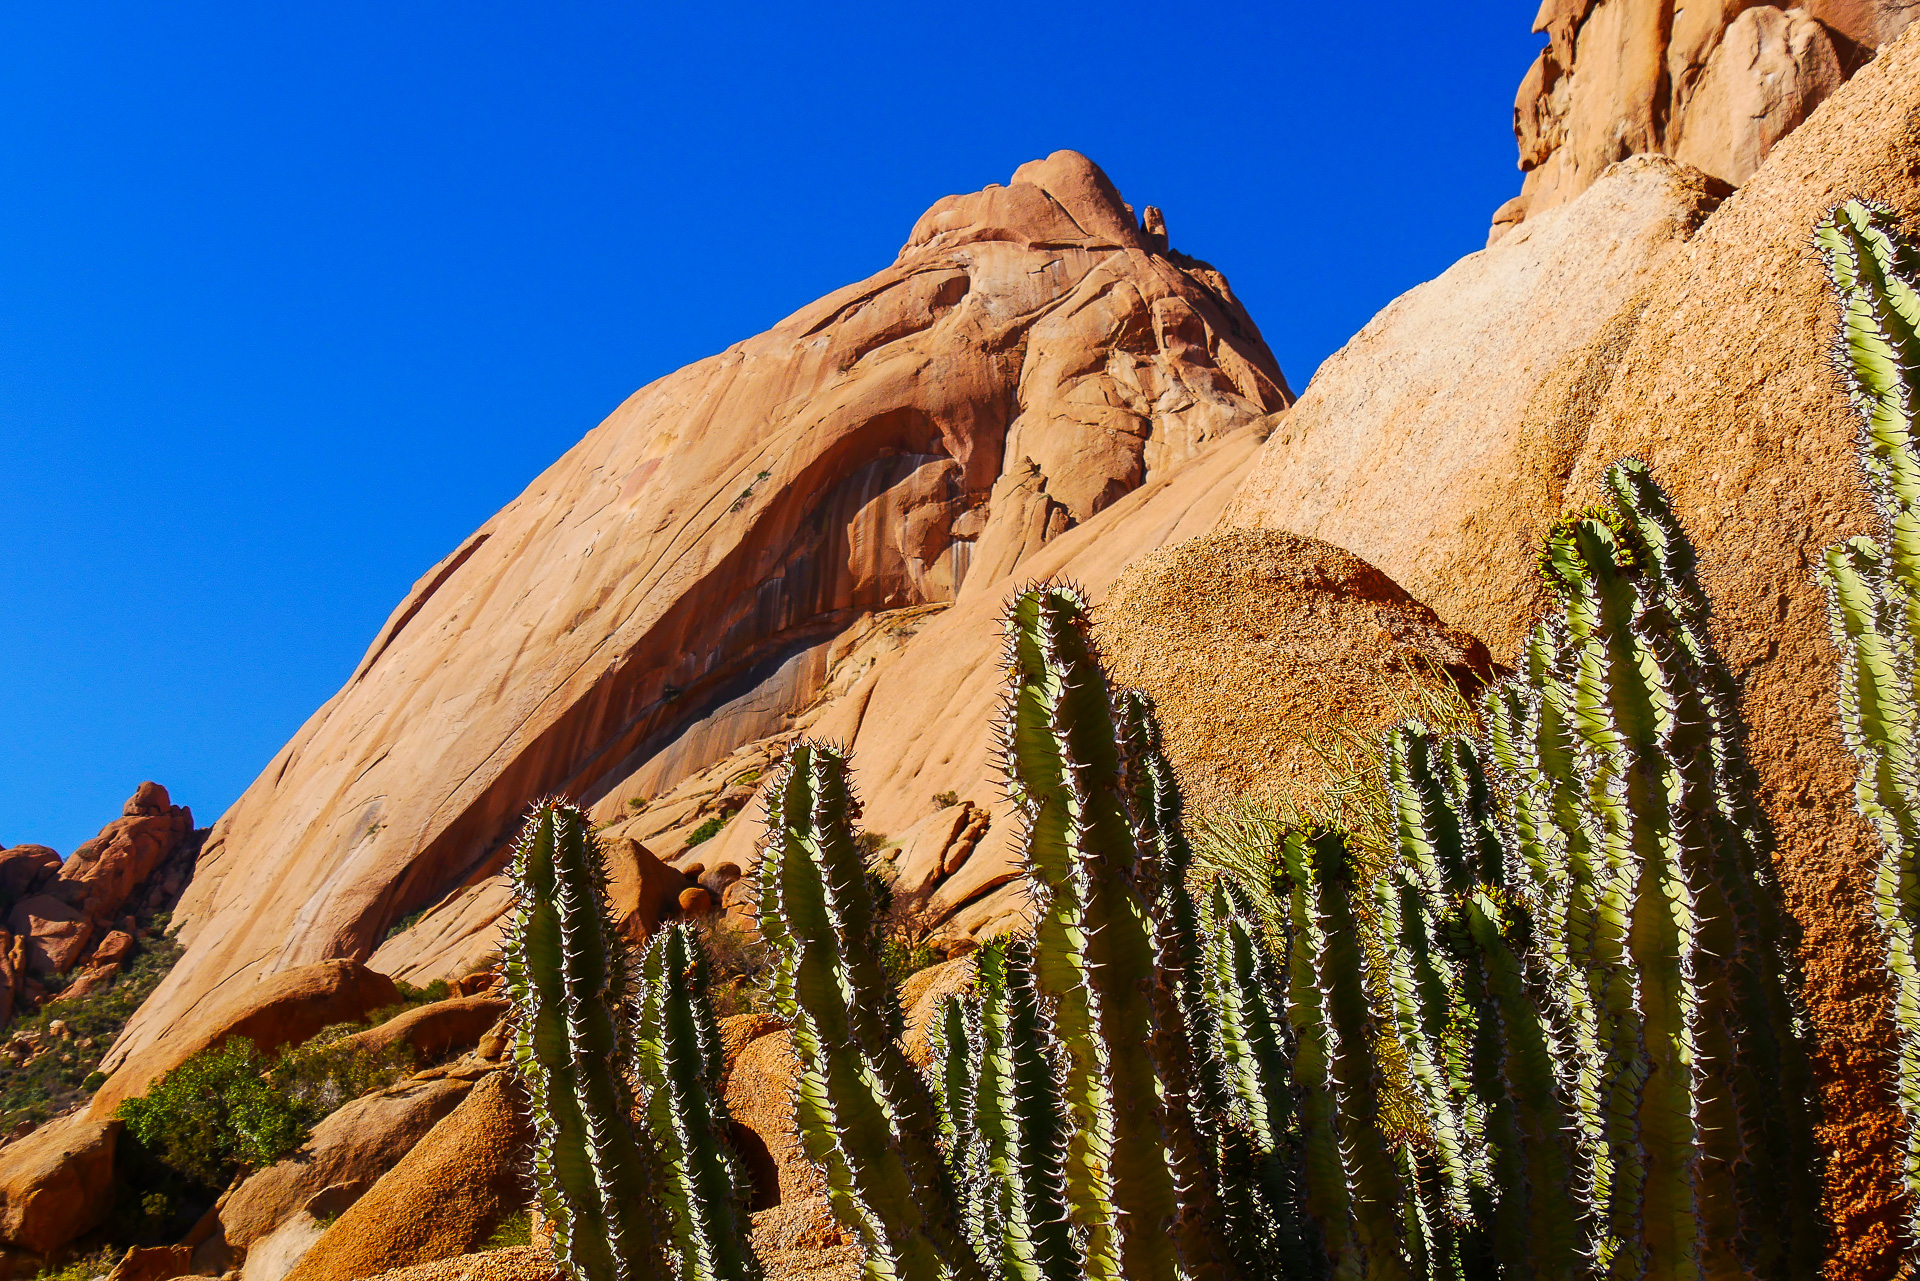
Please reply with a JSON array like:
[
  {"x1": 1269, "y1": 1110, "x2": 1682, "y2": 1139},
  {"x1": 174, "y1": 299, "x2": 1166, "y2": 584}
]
[{"x1": 97, "y1": 152, "x2": 1288, "y2": 1097}]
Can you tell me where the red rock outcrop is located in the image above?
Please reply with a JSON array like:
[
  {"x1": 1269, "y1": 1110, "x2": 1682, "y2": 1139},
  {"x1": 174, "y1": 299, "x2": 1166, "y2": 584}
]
[
  {"x1": 1501, "y1": 0, "x2": 1915, "y2": 237},
  {"x1": 98, "y1": 151, "x2": 1289, "y2": 1097},
  {"x1": 0, "y1": 1115, "x2": 118, "y2": 1255},
  {"x1": 1231, "y1": 23, "x2": 1920, "y2": 1275}
]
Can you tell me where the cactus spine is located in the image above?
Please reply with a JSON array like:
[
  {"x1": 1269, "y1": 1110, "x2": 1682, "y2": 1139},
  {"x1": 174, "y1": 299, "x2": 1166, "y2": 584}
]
[
  {"x1": 755, "y1": 742, "x2": 986, "y2": 1281},
  {"x1": 503, "y1": 799, "x2": 758, "y2": 1281},
  {"x1": 1815, "y1": 197, "x2": 1920, "y2": 1245}
]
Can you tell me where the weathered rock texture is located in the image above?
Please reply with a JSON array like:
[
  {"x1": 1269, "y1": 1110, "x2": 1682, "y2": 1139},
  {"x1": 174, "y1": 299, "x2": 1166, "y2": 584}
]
[
  {"x1": 1505, "y1": 0, "x2": 1916, "y2": 234},
  {"x1": 0, "y1": 1115, "x2": 117, "y2": 1254},
  {"x1": 1226, "y1": 155, "x2": 1719, "y2": 658},
  {"x1": 95, "y1": 152, "x2": 1290, "y2": 1103},
  {"x1": 1092, "y1": 528, "x2": 1493, "y2": 815},
  {"x1": 281, "y1": 1072, "x2": 528, "y2": 1281},
  {"x1": 1236, "y1": 22, "x2": 1920, "y2": 1275}
]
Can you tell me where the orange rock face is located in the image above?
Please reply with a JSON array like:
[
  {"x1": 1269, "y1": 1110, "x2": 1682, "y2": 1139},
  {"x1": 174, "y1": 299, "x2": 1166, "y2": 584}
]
[
  {"x1": 1503, "y1": 0, "x2": 1911, "y2": 234},
  {"x1": 103, "y1": 151, "x2": 1287, "y2": 1098}
]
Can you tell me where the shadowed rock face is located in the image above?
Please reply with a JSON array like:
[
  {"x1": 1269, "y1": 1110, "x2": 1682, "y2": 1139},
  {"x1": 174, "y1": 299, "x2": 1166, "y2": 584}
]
[{"x1": 99, "y1": 151, "x2": 1288, "y2": 1093}]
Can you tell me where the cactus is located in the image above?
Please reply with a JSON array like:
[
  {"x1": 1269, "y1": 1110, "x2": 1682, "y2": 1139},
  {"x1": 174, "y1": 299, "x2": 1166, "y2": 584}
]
[
  {"x1": 755, "y1": 742, "x2": 987, "y2": 1281},
  {"x1": 1278, "y1": 827, "x2": 1409, "y2": 1281},
  {"x1": 1815, "y1": 196, "x2": 1920, "y2": 1246},
  {"x1": 1373, "y1": 461, "x2": 1818, "y2": 1280},
  {"x1": 634, "y1": 923, "x2": 763, "y2": 1281},
  {"x1": 502, "y1": 799, "x2": 759, "y2": 1281},
  {"x1": 997, "y1": 586, "x2": 1222, "y2": 1281}
]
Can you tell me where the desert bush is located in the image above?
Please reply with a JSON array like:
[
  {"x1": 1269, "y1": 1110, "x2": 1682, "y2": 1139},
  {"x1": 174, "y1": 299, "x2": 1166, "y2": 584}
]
[{"x1": 684, "y1": 817, "x2": 725, "y2": 848}]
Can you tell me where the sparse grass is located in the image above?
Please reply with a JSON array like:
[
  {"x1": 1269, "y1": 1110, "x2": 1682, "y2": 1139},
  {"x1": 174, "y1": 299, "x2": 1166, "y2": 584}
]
[
  {"x1": 0, "y1": 923, "x2": 185, "y2": 1134},
  {"x1": 854, "y1": 831, "x2": 891, "y2": 857},
  {"x1": 931, "y1": 791, "x2": 960, "y2": 809},
  {"x1": 627, "y1": 797, "x2": 649, "y2": 811},
  {"x1": 381, "y1": 907, "x2": 427, "y2": 943},
  {"x1": 29, "y1": 1245, "x2": 118, "y2": 1281},
  {"x1": 684, "y1": 817, "x2": 726, "y2": 848},
  {"x1": 483, "y1": 1211, "x2": 533, "y2": 1250},
  {"x1": 691, "y1": 918, "x2": 774, "y2": 1018}
]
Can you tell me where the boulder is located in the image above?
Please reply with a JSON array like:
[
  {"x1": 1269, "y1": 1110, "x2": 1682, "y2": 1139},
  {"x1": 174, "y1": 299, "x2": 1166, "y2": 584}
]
[
  {"x1": 0, "y1": 849, "x2": 58, "y2": 904},
  {"x1": 1507, "y1": 0, "x2": 1913, "y2": 225},
  {"x1": 119, "y1": 150, "x2": 1288, "y2": 1059},
  {"x1": 0, "y1": 1115, "x2": 117, "y2": 1253},
  {"x1": 676, "y1": 887, "x2": 713, "y2": 916},
  {"x1": 221, "y1": 1077, "x2": 473, "y2": 1249},
  {"x1": 322, "y1": 998, "x2": 510, "y2": 1071},
  {"x1": 59, "y1": 784, "x2": 194, "y2": 925},
  {"x1": 1671, "y1": 5, "x2": 1845, "y2": 186},
  {"x1": 104, "y1": 1244, "x2": 194, "y2": 1281},
  {"x1": 1095, "y1": 529, "x2": 1490, "y2": 815},
  {"x1": 6, "y1": 898, "x2": 92, "y2": 976},
  {"x1": 748, "y1": 1196, "x2": 859, "y2": 1281},
  {"x1": 90, "y1": 960, "x2": 400, "y2": 1120},
  {"x1": 722, "y1": 1030, "x2": 819, "y2": 1207},
  {"x1": 898, "y1": 955, "x2": 976, "y2": 1069},
  {"x1": 353, "y1": 1247, "x2": 558, "y2": 1281},
  {"x1": 238, "y1": 1183, "x2": 366, "y2": 1281},
  {"x1": 280, "y1": 1072, "x2": 529, "y2": 1281},
  {"x1": 604, "y1": 838, "x2": 688, "y2": 943}
]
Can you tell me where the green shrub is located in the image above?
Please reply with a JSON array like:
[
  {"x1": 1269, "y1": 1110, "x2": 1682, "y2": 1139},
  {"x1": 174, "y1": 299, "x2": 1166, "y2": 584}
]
[
  {"x1": 683, "y1": 817, "x2": 725, "y2": 848},
  {"x1": 116, "y1": 1029, "x2": 413, "y2": 1188},
  {"x1": 931, "y1": 790, "x2": 960, "y2": 809},
  {"x1": 116, "y1": 1038, "x2": 313, "y2": 1186},
  {"x1": 879, "y1": 938, "x2": 940, "y2": 988},
  {"x1": 484, "y1": 1210, "x2": 533, "y2": 1250}
]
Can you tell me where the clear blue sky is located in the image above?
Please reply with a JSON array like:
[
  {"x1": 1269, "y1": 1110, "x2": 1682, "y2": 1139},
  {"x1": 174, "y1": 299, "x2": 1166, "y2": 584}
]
[{"x1": 0, "y1": 4, "x2": 1543, "y2": 853}]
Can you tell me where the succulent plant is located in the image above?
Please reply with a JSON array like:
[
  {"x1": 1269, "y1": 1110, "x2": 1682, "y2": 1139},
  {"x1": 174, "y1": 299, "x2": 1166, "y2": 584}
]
[
  {"x1": 501, "y1": 799, "x2": 759, "y2": 1281},
  {"x1": 1816, "y1": 196, "x2": 1920, "y2": 1248}
]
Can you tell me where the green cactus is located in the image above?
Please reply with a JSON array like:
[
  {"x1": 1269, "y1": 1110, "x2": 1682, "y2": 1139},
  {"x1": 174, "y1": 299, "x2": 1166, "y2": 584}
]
[
  {"x1": 965, "y1": 937, "x2": 1077, "y2": 1281},
  {"x1": 634, "y1": 923, "x2": 763, "y2": 1281},
  {"x1": 503, "y1": 799, "x2": 760, "y2": 1281},
  {"x1": 997, "y1": 586, "x2": 1220, "y2": 1281},
  {"x1": 1816, "y1": 196, "x2": 1920, "y2": 1247},
  {"x1": 755, "y1": 742, "x2": 987, "y2": 1281},
  {"x1": 503, "y1": 799, "x2": 666, "y2": 1281},
  {"x1": 1372, "y1": 461, "x2": 1817, "y2": 1280},
  {"x1": 1278, "y1": 826, "x2": 1409, "y2": 1281}
]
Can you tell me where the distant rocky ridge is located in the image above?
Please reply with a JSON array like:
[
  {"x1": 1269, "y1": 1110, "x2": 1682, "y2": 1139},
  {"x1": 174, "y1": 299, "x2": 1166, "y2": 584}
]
[{"x1": 0, "y1": 785, "x2": 201, "y2": 1026}]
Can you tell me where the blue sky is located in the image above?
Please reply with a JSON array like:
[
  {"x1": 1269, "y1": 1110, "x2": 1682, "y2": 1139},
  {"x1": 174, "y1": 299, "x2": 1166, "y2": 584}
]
[{"x1": 0, "y1": 4, "x2": 1543, "y2": 852}]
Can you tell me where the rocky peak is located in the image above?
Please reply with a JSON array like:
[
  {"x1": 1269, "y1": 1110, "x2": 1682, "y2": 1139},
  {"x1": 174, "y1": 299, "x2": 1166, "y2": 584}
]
[{"x1": 95, "y1": 152, "x2": 1290, "y2": 1098}]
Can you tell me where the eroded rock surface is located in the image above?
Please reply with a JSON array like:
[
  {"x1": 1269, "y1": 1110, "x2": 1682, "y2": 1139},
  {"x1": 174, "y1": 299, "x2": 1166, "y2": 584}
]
[
  {"x1": 99, "y1": 151, "x2": 1287, "y2": 1098},
  {"x1": 1503, "y1": 0, "x2": 1913, "y2": 234}
]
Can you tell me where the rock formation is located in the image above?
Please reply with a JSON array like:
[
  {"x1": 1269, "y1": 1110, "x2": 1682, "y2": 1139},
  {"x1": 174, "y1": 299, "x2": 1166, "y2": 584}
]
[
  {"x1": 1499, "y1": 0, "x2": 1918, "y2": 239},
  {"x1": 1230, "y1": 21, "x2": 1920, "y2": 1273},
  {"x1": 97, "y1": 150, "x2": 1290, "y2": 1097},
  {"x1": 0, "y1": 784, "x2": 201, "y2": 1026}
]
